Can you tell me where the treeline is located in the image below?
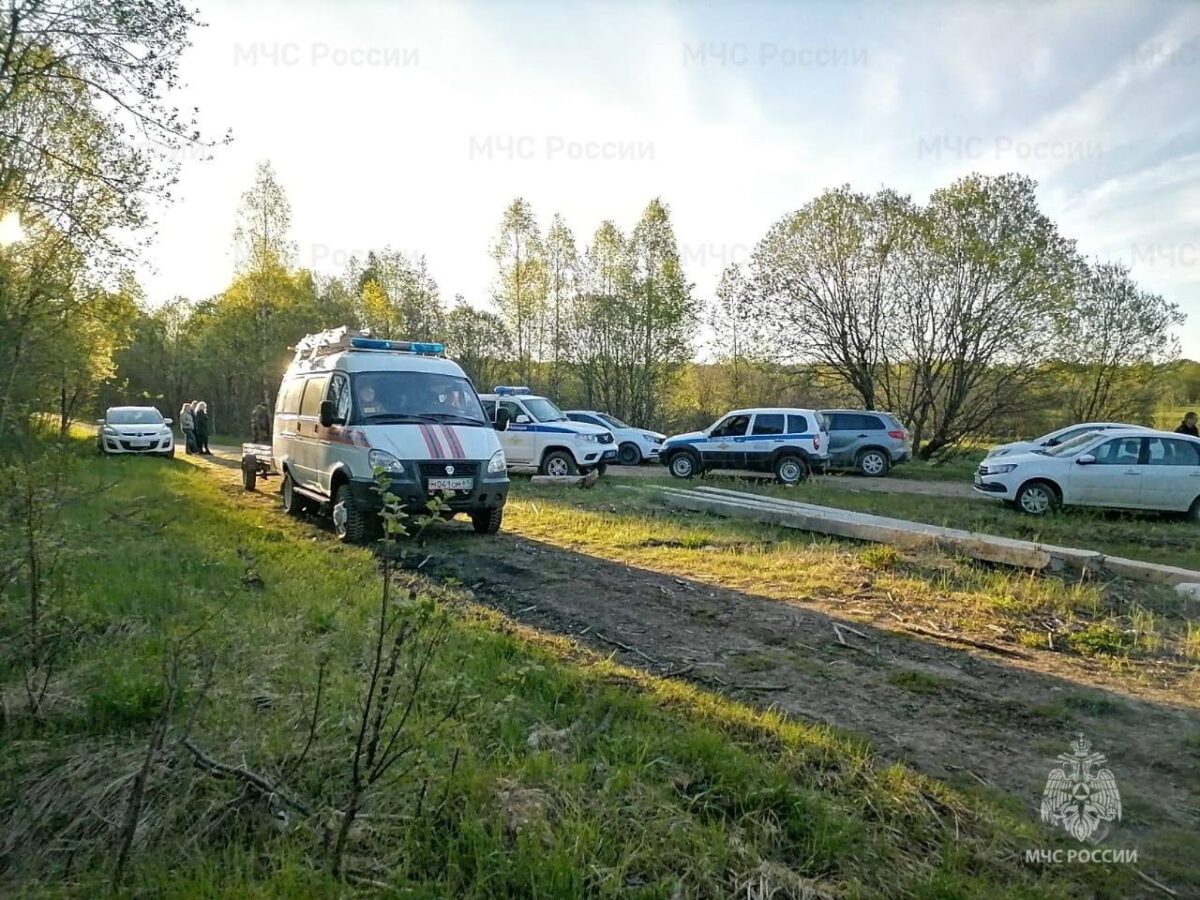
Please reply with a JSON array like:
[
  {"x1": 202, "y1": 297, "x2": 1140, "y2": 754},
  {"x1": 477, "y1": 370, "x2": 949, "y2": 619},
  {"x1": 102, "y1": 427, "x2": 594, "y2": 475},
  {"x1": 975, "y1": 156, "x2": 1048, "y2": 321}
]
[{"x1": 0, "y1": 2, "x2": 1190, "y2": 457}]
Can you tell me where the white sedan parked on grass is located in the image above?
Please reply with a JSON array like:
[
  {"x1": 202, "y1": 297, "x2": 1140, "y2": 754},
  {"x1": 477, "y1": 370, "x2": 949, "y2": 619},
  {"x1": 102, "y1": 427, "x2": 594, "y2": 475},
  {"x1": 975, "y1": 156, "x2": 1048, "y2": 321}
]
[
  {"x1": 96, "y1": 406, "x2": 175, "y2": 457},
  {"x1": 984, "y1": 422, "x2": 1147, "y2": 459},
  {"x1": 974, "y1": 428, "x2": 1200, "y2": 519},
  {"x1": 565, "y1": 410, "x2": 665, "y2": 465}
]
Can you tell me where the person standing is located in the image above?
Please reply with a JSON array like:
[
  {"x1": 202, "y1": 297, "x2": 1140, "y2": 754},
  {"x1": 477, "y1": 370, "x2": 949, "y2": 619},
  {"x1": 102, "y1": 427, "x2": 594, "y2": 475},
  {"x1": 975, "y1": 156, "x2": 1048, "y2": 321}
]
[
  {"x1": 194, "y1": 401, "x2": 212, "y2": 454},
  {"x1": 251, "y1": 401, "x2": 272, "y2": 444},
  {"x1": 179, "y1": 402, "x2": 196, "y2": 454},
  {"x1": 1176, "y1": 411, "x2": 1199, "y2": 437}
]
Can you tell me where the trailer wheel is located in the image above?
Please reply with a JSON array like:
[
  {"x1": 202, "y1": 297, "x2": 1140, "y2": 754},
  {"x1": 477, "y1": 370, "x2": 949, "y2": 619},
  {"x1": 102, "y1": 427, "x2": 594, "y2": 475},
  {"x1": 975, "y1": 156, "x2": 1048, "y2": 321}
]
[{"x1": 241, "y1": 456, "x2": 258, "y2": 491}]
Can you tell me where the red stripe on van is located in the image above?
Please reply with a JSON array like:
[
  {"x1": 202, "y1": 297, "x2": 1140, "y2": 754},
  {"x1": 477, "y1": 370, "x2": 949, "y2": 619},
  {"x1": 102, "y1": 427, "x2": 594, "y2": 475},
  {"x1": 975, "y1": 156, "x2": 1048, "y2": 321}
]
[
  {"x1": 441, "y1": 425, "x2": 466, "y2": 459},
  {"x1": 417, "y1": 424, "x2": 439, "y2": 458}
]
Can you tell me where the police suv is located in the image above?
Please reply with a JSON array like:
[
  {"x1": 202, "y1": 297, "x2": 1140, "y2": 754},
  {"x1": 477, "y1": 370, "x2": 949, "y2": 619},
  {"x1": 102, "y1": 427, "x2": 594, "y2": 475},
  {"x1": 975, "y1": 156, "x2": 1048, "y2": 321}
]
[
  {"x1": 479, "y1": 387, "x2": 618, "y2": 476},
  {"x1": 273, "y1": 328, "x2": 509, "y2": 542},
  {"x1": 661, "y1": 408, "x2": 829, "y2": 484}
]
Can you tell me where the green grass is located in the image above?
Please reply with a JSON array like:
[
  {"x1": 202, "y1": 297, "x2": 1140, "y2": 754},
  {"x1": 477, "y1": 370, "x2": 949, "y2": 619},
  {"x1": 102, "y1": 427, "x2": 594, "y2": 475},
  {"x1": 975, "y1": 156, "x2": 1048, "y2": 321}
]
[{"x1": 0, "y1": 443, "x2": 1148, "y2": 897}]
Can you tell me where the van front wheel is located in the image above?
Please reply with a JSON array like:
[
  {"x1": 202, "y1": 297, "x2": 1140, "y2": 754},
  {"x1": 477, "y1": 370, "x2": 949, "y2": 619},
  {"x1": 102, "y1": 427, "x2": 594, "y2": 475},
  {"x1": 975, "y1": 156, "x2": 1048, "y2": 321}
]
[
  {"x1": 471, "y1": 507, "x2": 503, "y2": 535},
  {"x1": 332, "y1": 483, "x2": 373, "y2": 543}
]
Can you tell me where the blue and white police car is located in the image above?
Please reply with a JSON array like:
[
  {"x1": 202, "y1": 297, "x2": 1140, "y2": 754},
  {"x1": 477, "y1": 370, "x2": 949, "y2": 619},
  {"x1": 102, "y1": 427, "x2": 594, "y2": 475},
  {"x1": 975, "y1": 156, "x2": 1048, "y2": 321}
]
[
  {"x1": 660, "y1": 407, "x2": 829, "y2": 485},
  {"x1": 479, "y1": 387, "x2": 618, "y2": 476}
]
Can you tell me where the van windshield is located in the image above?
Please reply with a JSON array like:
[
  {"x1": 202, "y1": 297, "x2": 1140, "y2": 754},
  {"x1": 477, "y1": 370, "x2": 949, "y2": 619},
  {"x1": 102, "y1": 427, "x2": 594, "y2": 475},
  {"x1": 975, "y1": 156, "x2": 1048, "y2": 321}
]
[{"x1": 351, "y1": 372, "x2": 487, "y2": 426}]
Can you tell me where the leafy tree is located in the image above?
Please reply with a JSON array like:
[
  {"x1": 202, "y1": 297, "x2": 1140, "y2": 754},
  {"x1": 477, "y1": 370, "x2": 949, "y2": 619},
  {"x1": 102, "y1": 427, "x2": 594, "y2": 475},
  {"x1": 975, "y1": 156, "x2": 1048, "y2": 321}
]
[
  {"x1": 444, "y1": 296, "x2": 512, "y2": 390},
  {"x1": 354, "y1": 249, "x2": 443, "y2": 342},
  {"x1": 746, "y1": 186, "x2": 911, "y2": 410},
  {"x1": 491, "y1": 199, "x2": 545, "y2": 385},
  {"x1": 1050, "y1": 261, "x2": 1184, "y2": 422},
  {"x1": 543, "y1": 214, "x2": 579, "y2": 397}
]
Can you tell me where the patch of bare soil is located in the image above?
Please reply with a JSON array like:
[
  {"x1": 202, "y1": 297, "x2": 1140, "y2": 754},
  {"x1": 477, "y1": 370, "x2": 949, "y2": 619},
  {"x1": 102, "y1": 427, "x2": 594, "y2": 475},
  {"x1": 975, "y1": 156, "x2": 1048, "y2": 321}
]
[{"x1": 430, "y1": 532, "x2": 1200, "y2": 861}]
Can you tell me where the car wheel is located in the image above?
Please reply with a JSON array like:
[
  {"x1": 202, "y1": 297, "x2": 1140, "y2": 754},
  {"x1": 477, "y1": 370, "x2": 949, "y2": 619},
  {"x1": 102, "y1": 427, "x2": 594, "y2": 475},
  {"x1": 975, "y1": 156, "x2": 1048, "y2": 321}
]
[
  {"x1": 595, "y1": 463, "x2": 608, "y2": 476},
  {"x1": 540, "y1": 450, "x2": 577, "y2": 477},
  {"x1": 1015, "y1": 480, "x2": 1059, "y2": 516},
  {"x1": 1189, "y1": 497, "x2": 1200, "y2": 524},
  {"x1": 668, "y1": 451, "x2": 699, "y2": 479},
  {"x1": 332, "y1": 482, "x2": 373, "y2": 544},
  {"x1": 857, "y1": 449, "x2": 890, "y2": 478},
  {"x1": 617, "y1": 442, "x2": 642, "y2": 466},
  {"x1": 281, "y1": 470, "x2": 305, "y2": 517},
  {"x1": 774, "y1": 454, "x2": 809, "y2": 486},
  {"x1": 471, "y1": 506, "x2": 503, "y2": 535}
]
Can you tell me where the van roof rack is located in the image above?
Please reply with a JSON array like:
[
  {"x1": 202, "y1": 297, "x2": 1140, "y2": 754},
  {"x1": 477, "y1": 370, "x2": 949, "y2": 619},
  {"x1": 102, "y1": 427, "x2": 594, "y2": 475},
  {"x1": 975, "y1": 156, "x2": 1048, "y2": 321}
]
[{"x1": 291, "y1": 327, "x2": 445, "y2": 365}]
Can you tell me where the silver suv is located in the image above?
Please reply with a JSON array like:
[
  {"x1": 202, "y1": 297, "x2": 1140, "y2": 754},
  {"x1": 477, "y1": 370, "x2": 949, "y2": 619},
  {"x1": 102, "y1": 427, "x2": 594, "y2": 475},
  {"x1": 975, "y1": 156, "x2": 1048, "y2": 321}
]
[{"x1": 820, "y1": 410, "x2": 911, "y2": 477}]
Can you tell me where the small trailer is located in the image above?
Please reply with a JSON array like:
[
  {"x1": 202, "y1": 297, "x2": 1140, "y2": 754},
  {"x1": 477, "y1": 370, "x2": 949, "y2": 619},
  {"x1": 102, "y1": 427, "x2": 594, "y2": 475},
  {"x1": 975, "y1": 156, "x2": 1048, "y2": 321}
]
[{"x1": 240, "y1": 442, "x2": 277, "y2": 491}]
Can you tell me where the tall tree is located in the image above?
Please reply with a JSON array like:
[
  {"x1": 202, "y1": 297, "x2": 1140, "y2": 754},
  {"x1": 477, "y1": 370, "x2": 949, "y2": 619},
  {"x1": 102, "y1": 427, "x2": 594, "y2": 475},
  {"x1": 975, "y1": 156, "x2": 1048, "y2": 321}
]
[
  {"x1": 708, "y1": 264, "x2": 756, "y2": 409},
  {"x1": 444, "y1": 295, "x2": 513, "y2": 390},
  {"x1": 354, "y1": 249, "x2": 443, "y2": 341},
  {"x1": 543, "y1": 214, "x2": 579, "y2": 397},
  {"x1": 746, "y1": 186, "x2": 910, "y2": 410},
  {"x1": 1051, "y1": 261, "x2": 1184, "y2": 422},
  {"x1": 232, "y1": 161, "x2": 296, "y2": 405},
  {"x1": 491, "y1": 199, "x2": 545, "y2": 385}
]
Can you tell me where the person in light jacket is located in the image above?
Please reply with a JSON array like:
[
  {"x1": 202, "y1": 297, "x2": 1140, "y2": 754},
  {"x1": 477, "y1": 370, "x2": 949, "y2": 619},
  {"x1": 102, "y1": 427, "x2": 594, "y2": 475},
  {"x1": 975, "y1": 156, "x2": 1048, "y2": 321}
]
[
  {"x1": 193, "y1": 400, "x2": 212, "y2": 455},
  {"x1": 179, "y1": 403, "x2": 196, "y2": 453}
]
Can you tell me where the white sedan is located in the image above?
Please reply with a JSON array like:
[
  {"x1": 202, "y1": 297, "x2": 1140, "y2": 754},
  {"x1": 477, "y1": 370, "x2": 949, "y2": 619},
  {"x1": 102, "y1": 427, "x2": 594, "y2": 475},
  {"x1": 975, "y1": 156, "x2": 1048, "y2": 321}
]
[
  {"x1": 984, "y1": 422, "x2": 1148, "y2": 459},
  {"x1": 565, "y1": 410, "x2": 665, "y2": 465},
  {"x1": 974, "y1": 428, "x2": 1200, "y2": 519},
  {"x1": 96, "y1": 406, "x2": 175, "y2": 457}
]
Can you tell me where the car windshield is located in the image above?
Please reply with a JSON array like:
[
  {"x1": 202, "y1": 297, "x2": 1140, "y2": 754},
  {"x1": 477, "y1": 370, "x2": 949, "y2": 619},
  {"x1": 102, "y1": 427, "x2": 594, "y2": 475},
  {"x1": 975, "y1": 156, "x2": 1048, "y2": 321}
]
[
  {"x1": 351, "y1": 372, "x2": 487, "y2": 425},
  {"x1": 107, "y1": 408, "x2": 163, "y2": 425},
  {"x1": 524, "y1": 397, "x2": 568, "y2": 422},
  {"x1": 1042, "y1": 432, "x2": 1101, "y2": 457},
  {"x1": 599, "y1": 413, "x2": 629, "y2": 429}
]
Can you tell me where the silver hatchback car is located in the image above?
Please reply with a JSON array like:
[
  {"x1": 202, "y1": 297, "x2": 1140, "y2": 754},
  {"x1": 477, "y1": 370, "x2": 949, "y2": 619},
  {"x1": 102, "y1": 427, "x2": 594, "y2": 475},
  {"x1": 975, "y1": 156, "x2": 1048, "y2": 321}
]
[{"x1": 820, "y1": 409, "x2": 911, "y2": 476}]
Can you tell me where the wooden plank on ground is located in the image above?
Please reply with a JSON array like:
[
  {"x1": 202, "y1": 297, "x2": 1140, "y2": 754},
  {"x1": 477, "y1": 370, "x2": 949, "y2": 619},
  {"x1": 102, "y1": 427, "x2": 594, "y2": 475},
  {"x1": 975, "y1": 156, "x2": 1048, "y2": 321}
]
[{"x1": 651, "y1": 485, "x2": 1200, "y2": 585}]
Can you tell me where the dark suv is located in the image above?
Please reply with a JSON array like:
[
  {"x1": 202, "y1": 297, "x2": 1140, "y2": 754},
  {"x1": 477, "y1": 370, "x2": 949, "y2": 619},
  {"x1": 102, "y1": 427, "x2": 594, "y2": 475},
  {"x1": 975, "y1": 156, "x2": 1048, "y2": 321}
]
[{"x1": 820, "y1": 410, "x2": 911, "y2": 477}]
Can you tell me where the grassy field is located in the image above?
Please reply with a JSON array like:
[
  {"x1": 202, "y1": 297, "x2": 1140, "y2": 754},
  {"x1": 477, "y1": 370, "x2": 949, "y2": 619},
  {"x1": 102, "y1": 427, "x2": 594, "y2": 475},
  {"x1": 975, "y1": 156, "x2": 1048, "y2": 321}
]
[{"x1": 0, "y1": 444, "x2": 1193, "y2": 896}]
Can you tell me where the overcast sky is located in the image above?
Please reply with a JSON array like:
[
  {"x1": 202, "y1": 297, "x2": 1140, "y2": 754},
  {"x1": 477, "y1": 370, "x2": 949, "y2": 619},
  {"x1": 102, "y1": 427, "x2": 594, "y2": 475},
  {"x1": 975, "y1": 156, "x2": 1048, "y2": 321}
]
[{"x1": 141, "y1": 0, "x2": 1200, "y2": 356}]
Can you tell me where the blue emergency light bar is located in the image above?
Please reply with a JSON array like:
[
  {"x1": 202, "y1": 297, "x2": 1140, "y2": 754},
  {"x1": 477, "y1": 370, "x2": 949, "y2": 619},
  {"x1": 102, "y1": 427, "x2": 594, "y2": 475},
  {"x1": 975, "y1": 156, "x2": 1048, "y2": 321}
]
[
  {"x1": 349, "y1": 338, "x2": 444, "y2": 355},
  {"x1": 494, "y1": 385, "x2": 532, "y2": 395}
]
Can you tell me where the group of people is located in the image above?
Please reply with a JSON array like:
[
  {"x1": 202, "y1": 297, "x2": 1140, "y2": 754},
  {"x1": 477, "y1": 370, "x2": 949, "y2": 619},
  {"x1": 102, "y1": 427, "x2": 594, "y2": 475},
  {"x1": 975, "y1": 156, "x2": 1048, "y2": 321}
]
[{"x1": 179, "y1": 401, "x2": 212, "y2": 454}]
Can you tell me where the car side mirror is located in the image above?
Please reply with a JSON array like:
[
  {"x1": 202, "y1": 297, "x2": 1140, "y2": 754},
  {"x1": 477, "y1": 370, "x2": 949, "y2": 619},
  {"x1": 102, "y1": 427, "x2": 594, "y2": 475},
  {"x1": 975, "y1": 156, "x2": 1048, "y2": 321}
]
[
  {"x1": 514, "y1": 414, "x2": 531, "y2": 424},
  {"x1": 164, "y1": 418, "x2": 173, "y2": 425},
  {"x1": 318, "y1": 400, "x2": 340, "y2": 428},
  {"x1": 1076, "y1": 454, "x2": 1096, "y2": 466},
  {"x1": 494, "y1": 407, "x2": 510, "y2": 431}
]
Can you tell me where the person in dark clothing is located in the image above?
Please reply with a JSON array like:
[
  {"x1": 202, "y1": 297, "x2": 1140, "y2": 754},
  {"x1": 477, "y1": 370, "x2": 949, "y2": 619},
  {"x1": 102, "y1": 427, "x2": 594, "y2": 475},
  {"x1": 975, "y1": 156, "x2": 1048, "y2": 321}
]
[
  {"x1": 1176, "y1": 411, "x2": 1199, "y2": 437},
  {"x1": 194, "y1": 401, "x2": 212, "y2": 454},
  {"x1": 251, "y1": 402, "x2": 272, "y2": 444}
]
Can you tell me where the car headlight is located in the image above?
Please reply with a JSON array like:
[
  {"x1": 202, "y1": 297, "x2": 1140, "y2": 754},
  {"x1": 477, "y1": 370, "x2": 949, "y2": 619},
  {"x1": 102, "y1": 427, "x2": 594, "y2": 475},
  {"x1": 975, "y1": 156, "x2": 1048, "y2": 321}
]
[
  {"x1": 487, "y1": 449, "x2": 507, "y2": 474},
  {"x1": 579, "y1": 433, "x2": 598, "y2": 443},
  {"x1": 643, "y1": 433, "x2": 661, "y2": 443},
  {"x1": 102, "y1": 425, "x2": 117, "y2": 434},
  {"x1": 368, "y1": 449, "x2": 405, "y2": 473},
  {"x1": 984, "y1": 463, "x2": 1017, "y2": 475}
]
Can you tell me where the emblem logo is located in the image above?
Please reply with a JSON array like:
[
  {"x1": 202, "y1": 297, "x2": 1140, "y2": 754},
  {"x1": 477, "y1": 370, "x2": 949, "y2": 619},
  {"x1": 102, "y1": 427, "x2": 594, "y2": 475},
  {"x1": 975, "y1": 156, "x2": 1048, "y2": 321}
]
[
  {"x1": 444, "y1": 465, "x2": 455, "y2": 475},
  {"x1": 1040, "y1": 735, "x2": 1121, "y2": 842}
]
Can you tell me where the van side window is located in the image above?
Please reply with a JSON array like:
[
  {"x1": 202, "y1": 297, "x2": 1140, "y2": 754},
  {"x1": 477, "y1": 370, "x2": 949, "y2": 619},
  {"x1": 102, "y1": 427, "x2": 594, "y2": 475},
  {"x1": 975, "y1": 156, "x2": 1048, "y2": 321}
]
[
  {"x1": 329, "y1": 373, "x2": 351, "y2": 422},
  {"x1": 278, "y1": 378, "x2": 304, "y2": 415},
  {"x1": 787, "y1": 414, "x2": 809, "y2": 434},
  {"x1": 299, "y1": 375, "x2": 330, "y2": 418}
]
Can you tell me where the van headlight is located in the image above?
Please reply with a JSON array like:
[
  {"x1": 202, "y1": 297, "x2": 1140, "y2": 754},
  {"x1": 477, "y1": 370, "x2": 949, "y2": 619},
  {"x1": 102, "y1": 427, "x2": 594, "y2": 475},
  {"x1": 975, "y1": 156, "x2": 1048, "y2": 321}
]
[
  {"x1": 487, "y1": 449, "x2": 507, "y2": 474},
  {"x1": 368, "y1": 450, "x2": 405, "y2": 474}
]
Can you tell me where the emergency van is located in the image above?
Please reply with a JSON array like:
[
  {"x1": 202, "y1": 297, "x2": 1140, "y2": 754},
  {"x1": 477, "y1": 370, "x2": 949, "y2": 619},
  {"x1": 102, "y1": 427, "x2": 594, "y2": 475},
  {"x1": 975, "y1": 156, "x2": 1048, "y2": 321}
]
[
  {"x1": 273, "y1": 328, "x2": 509, "y2": 542},
  {"x1": 478, "y1": 387, "x2": 617, "y2": 475},
  {"x1": 661, "y1": 407, "x2": 830, "y2": 485}
]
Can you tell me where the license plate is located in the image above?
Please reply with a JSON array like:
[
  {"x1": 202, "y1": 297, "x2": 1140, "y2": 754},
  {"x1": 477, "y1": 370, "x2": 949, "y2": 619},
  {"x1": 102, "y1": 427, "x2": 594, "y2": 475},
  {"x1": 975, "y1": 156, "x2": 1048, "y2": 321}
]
[
  {"x1": 427, "y1": 477, "x2": 473, "y2": 492},
  {"x1": 129, "y1": 440, "x2": 150, "y2": 448}
]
